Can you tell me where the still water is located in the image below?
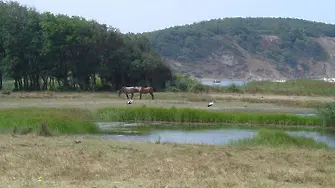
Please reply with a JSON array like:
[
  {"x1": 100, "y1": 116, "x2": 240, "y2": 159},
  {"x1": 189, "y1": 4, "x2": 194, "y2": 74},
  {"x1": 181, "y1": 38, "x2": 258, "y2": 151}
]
[
  {"x1": 96, "y1": 122, "x2": 335, "y2": 148},
  {"x1": 200, "y1": 80, "x2": 247, "y2": 86}
]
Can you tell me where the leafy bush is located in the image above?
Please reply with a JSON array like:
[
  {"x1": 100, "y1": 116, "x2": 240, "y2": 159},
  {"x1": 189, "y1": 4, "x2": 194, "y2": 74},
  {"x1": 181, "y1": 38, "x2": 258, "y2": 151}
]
[{"x1": 166, "y1": 73, "x2": 205, "y2": 92}]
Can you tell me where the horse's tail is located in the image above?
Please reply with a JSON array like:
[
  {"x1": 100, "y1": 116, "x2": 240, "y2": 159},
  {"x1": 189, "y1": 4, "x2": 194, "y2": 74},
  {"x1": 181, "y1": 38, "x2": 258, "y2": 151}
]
[{"x1": 118, "y1": 87, "x2": 124, "y2": 97}]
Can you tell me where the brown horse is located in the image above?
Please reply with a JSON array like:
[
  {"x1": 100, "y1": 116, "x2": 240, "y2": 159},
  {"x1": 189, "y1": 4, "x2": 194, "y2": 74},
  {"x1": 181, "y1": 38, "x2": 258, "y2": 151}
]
[{"x1": 136, "y1": 86, "x2": 154, "y2": 100}]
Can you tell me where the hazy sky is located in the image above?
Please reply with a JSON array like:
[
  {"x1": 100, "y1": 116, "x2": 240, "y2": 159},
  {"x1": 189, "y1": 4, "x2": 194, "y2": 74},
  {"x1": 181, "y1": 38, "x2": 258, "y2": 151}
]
[{"x1": 14, "y1": 0, "x2": 335, "y2": 33}]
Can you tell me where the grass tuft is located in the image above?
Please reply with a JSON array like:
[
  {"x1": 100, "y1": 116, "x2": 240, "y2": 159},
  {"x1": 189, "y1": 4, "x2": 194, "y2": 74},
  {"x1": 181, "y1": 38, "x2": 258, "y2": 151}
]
[
  {"x1": 229, "y1": 129, "x2": 329, "y2": 149},
  {"x1": 38, "y1": 122, "x2": 53, "y2": 137}
]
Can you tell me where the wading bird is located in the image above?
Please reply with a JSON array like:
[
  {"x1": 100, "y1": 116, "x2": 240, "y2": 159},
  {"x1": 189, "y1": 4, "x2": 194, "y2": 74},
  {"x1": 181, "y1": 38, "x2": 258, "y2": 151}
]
[
  {"x1": 127, "y1": 99, "x2": 133, "y2": 104},
  {"x1": 207, "y1": 101, "x2": 214, "y2": 107}
]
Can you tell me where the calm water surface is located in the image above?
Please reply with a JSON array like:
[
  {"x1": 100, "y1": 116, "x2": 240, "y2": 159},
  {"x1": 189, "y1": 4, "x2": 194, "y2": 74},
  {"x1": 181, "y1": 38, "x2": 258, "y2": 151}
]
[
  {"x1": 95, "y1": 122, "x2": 335, "y2": 147},
  {"x1": 200, "y1": 80, "x2": 247, "y2": 86}
]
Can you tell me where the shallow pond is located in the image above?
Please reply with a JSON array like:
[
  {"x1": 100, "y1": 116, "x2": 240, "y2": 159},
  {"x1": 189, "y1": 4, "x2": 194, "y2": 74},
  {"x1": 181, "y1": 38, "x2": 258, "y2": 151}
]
[{"x1": 95, "y1": 122, "x2": 335, "y2": 147}]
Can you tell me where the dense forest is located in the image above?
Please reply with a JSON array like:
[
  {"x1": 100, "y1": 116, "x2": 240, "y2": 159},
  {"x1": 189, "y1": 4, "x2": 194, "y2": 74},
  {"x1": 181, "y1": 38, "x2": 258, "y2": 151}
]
[
  {"x1": 143, "y1": 17, "x2": 335, "y2": 74},
  {"x1": 0, "y1": 1, "x2": 173, "y2": 91}
]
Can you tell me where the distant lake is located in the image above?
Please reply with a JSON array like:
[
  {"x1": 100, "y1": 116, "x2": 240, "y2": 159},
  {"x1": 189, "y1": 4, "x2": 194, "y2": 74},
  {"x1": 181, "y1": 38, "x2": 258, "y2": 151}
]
[{"x1": 200, "y1": 80, "x2": 248, "y2": 87}]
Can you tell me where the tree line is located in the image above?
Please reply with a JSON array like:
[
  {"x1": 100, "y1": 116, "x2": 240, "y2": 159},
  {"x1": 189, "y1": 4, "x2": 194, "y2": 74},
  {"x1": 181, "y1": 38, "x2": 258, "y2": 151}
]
[{"x1": 0, "y1": 1, "x2": 173, "y2": 91}]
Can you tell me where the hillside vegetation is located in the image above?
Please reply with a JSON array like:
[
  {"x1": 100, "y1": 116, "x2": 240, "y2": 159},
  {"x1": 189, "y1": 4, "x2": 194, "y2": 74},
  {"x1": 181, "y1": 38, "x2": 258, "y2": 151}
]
[{"x1": 143, "y1": 17, "x2": 335, "y2": 80}]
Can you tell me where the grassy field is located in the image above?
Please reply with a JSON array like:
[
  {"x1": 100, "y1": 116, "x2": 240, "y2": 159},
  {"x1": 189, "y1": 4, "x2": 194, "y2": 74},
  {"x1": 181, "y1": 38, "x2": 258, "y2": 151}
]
[
  {"x1": 0, "y1": 90, "x2": 334, "y2": 187},
  {"x1": 0, "y1": 134, "x2": 334, "y2": 188},
  {"x1": 0, "y1": 90, "x2": 330, "y2": 134},
  {"x1": 213, "y1": 79, "x2": 335, "y2": 96},
  {"x1": 0, "y1": 91, "x2": 329, "y2": 113}
]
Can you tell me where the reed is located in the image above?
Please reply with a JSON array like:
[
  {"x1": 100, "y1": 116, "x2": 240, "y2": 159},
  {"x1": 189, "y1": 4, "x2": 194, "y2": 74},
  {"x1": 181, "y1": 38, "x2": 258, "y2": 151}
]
[
  {"x1": 0, "y1": 108, "x2": 99, "y2": 134},
  {"x1": 96, "y1": 107, "x2": 321, "y2": 126},
  {"x1": 229, "y1": 129, "x2": 329, "y2": 149},
  {"x1": 316, "y1": 102, "x2": 335, "y2": 127}
]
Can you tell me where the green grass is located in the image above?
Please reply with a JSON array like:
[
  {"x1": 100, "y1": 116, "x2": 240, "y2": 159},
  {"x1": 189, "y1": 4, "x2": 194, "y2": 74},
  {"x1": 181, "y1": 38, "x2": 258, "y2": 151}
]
[
  {"x1": 0, "y1": 105, "x2": 328, "y2": 136},
  {"x1": 229, "y1": 129, "x2": 329, "y2": 149},
  {"x1": 316, "y1": 102, "x2": 335, "y2": 127},
  {"x1": 246, "y1": 79, "x2": 335, "y2": 96},
  {"x1": 0, "y1": 108, "x2": 100, "y2": 134},
  {"x1": 96, "y1": 106, "x2": 321, "y2": 126},
  {"x1": 211, "y1": 79, "x2": 335, "y2": 96}
]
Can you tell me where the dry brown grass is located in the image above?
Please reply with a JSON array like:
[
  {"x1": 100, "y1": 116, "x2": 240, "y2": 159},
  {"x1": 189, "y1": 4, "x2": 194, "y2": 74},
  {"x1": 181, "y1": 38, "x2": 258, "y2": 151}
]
[
  {"x1": 0, "y1": 134, "x2": 334, "y2": 188},
  {"x1": 240, "y1": 98, "x2": 325, "y2": 108},
  {"x1": 2, "y1": 91, "x2": 333, "y2": 101},
  {"x1": 0, "y1": 91, "x2": 321, "y2": 114}
]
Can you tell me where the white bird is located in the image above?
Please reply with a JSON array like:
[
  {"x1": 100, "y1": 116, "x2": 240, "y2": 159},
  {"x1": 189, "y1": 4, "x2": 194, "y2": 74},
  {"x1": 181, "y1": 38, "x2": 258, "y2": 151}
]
[
  {"x1": 127, "y1": 99, "x2": 133, "y2": 104},
  {"x1": 207, "y1": 101, "x2": 214, "y2": 107}
]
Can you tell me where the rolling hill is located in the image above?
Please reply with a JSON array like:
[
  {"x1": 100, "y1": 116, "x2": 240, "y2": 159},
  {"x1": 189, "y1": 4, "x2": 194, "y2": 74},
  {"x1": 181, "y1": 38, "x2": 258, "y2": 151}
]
[{"x1": 141, "y1": 17, "x2": 335, "y2": 80}]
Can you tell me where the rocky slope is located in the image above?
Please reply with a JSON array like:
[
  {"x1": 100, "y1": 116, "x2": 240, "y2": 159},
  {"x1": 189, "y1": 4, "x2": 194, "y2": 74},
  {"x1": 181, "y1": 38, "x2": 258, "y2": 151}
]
[{"x1": 142, "y1": 18, "x2": 335, "y2": 80}]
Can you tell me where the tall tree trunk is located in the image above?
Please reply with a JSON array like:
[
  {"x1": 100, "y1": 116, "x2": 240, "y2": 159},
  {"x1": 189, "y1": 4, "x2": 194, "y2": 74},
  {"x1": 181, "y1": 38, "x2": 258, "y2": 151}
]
[
  {"x1": 29, "y1": 75, "x2": 33, "y2": 90},
  {"x1": 63, "y1": 74, "x2": 69, "y2": 90},
  {"x1": 14, "y1": 79, "x2": 18, "y2": 91},
  {"x1": 57, "y1": 78, "x2": 61, "y2": 89},
  {"x1": 23, "y1": 76, "x2": 29, "y2": 90},
  {"x1": 35, "y1": 74, "x2": 40, "y2": 90},
  {"x1": 41, "y1": 76, "x2": 47, "y2": 90},
  {"x1": 0, "y1": 72, "x2": 2, "y2": 90},
  {"x1": 83, "y1": 76, "x2": 89, "y2": 91},
  {"x1": 91, "y1": 74, "x2": 96, "y2": 91},
  {"x1": 18, "y1": 79, "x2": 22, "y2": 90}
]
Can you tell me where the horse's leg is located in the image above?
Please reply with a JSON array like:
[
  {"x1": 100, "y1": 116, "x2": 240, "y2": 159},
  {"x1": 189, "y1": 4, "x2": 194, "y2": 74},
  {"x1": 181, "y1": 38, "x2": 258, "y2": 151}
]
[
  {"x1": 150, "y1": 92, "x2": 154, "y2": 100},
  {"x1": 139, "y1": 92, "x2": 142, "y2": 100},
  {"x1": 125, "y1": 93, "x2": 129, "y2": 99},
  {"x1": 131, "y1": 92, "x2": 134, "y2": 100}
]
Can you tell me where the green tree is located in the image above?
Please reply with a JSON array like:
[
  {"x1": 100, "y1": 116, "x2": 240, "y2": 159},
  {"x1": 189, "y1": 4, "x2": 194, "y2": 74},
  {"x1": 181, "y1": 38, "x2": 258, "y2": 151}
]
[{"x1": 0, "y1": 1, "x2": 173, "y2": 91}]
